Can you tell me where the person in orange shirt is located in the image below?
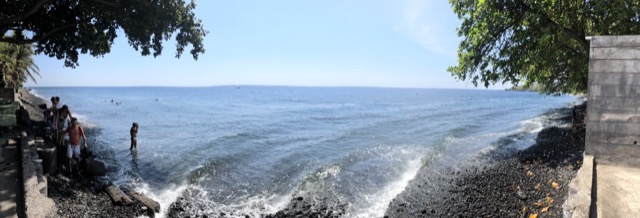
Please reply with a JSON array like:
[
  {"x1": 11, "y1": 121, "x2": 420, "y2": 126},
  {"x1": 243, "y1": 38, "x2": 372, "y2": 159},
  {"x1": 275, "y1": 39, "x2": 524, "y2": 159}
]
[{"x1": 63, "y1": 118, "x2": 87, "y2": 175}]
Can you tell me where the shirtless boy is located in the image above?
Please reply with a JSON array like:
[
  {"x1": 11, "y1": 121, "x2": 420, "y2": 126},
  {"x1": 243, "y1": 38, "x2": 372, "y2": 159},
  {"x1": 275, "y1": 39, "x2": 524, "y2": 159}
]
[
  {"x1": 63, "y1": 118, "x2": 87, "y2": 174},
  {"x1": 130, "y1": 122, "x2": 138, "y2": 150}
]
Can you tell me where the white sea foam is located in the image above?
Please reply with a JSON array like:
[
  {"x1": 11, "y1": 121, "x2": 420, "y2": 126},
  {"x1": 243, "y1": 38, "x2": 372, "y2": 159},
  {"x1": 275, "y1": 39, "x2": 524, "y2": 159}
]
[
  {"x1": 520, "y1": 116, "x2": 545, "y2": 134},
  {"x1": 209, "y1": 192, "x2": 291, "y2": 217},
  {"x1": 28, "y1": 87, "x2": 578, "y2": 218},
  {"x1": 316, "y1": 165, "x2": 341, "y2": 179},
  {"x1": 74, "y1": 113, "x2": 99, "y2": 129},
  {"x1": 346, "y1": 157, "x2": 422, "y2": 218},
  {"x1": 135, "y1": 183, "x2": 188, "y2": 218},
  {"x1": 28, "y1": 89, "x2": 44, "y2": 99}
]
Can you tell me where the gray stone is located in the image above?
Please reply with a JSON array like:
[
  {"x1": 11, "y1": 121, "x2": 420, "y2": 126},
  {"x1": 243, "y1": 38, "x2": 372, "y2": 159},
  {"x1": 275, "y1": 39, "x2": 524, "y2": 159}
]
[
  {"x1": 20, "y1": 132, "x2": 55, "y2": 218},
  {"x1": 563, "y1": 155, "x2": 593, "y2": 218},
  {"x1": 516, "y1": 190, "x2": 527, "y2": 200},
  {"x1": 83, "y1": 159, "x2": 106, "y2": 177}
]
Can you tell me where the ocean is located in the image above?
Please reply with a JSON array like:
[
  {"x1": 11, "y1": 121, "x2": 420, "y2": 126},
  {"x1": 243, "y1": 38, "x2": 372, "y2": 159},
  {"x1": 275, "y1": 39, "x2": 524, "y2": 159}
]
[{"x1": 31, "y1": 86, "x2": 576, "y2": 217}]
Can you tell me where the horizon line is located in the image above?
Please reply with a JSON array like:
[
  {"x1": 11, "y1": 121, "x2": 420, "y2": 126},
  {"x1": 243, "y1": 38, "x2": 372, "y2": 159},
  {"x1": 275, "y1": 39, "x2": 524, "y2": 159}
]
[{"x1": 26, "y1": 84, "x2": 506, "y2": 91}]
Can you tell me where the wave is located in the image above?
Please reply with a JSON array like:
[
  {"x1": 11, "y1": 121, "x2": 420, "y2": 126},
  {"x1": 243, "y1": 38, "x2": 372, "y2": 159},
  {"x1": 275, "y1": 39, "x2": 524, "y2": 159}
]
[
  {"x1": 29, "y1": 87, "x2": 578, "y2": 218},
  {"x1": 135, "y1": 183, "x2": 188, "y2": 218},
  {"x1": 344, "y1": 158, "x2": 422, "y2": 218}
]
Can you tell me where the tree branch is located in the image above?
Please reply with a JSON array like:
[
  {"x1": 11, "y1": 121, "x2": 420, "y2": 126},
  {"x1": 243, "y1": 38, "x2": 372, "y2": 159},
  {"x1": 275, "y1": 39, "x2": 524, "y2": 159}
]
[
  {"x1": 520, "y1": 1, "x2": 589, "y2": 49},
  {"x1": 0, "y1": 23, "x2": 76, "y2": 44},
  {"x1": 0, "y1": 0, "x2": 51, "y2": 27}
]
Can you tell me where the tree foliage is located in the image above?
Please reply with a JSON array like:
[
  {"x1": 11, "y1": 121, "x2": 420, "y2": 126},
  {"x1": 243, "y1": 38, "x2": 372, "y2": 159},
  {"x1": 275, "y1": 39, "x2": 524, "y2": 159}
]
[
  {"x1": 448, "y1": 0, "x2": 640, "y2": 94},
  {"x1": 1, "y1": 0, "x2": 207, "y2": 67},
  {"x1": 0, "y1": 43, "x2": 40, "y2": 88}
]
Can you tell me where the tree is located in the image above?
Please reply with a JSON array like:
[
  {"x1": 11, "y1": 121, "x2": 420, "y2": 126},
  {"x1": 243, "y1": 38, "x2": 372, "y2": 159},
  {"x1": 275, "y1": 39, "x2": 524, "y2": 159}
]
[
  {"x1": 0, "y1": 43, "x2": 40, "y2": 88},
  {"x1": 1, "y1": 0, "x2": 207, "y2": 68},
  {"x1": 448, "y1": 0, "x2": 640, "y2": 94}
]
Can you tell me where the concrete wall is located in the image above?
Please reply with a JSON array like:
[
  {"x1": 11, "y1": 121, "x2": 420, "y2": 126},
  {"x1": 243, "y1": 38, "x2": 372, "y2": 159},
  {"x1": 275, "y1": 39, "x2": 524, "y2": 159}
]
[{"x1": 587, "y1": 35, "x2": 640, "y2": 167}]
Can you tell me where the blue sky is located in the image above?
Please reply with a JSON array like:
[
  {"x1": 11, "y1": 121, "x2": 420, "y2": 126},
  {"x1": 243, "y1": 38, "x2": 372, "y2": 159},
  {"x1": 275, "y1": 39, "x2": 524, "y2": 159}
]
[{"x1": 28, "y1": 0, "x2": 500, "y2": 89}]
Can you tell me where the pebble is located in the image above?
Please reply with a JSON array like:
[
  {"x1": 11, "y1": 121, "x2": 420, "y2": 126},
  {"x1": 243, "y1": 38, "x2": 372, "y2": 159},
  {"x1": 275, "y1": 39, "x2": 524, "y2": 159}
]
[{"x1": 516, "y1": 190, "x2": 528, "y2": 200}]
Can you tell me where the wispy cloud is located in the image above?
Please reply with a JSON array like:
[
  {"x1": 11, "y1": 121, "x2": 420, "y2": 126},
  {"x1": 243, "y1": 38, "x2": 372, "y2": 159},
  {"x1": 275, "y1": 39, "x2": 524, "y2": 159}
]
[{"x1": 399, "y1": 0, "x2": 460, "y2": 58}]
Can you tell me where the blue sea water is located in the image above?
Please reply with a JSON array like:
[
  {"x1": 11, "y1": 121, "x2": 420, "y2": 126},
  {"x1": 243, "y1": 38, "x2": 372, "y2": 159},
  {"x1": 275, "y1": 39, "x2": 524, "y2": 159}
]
[{"x1": 31, "y1": 86, "x2": 576, "y2": 217}]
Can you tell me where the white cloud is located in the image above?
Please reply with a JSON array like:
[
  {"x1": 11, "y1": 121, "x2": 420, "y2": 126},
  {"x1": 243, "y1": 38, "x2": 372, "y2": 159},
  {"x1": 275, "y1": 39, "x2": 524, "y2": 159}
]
[{"x1": 399, "y1": 0, "x2": 461, "y2": 57}]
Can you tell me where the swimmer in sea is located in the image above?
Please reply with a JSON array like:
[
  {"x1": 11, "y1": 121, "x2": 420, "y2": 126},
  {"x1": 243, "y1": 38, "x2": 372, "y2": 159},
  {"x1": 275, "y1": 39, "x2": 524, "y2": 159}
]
[{"x1": 130, "y1": 122, "x2": 138, "y2": 150}]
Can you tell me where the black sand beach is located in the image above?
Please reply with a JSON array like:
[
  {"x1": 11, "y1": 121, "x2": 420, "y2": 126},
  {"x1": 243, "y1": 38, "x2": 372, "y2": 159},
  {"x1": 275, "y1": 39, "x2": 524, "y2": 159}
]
[
  {"x1": 384, "y1": 104, "x2": 586, "y2": 217},
  {"x1": 17, "y1": 89, "x2": 585, "y2": 218}
]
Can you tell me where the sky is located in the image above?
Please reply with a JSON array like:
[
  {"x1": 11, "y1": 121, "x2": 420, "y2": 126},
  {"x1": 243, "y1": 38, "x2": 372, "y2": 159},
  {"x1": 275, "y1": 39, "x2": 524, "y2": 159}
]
[{"x1": 27, "y1": 0, "x2": 502, "y2": 89}]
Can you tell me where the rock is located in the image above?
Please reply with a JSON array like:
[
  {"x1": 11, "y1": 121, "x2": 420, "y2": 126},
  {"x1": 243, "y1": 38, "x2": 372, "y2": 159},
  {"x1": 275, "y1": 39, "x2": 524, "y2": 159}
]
[
  {"x1": 82, "y1": 159, "x2": 106, "y2": 177},
  {"x1": 516, "y1": 190, "x2": 527, "y2": 200},
  {"x1": 104, "y1": 184, "x2": 133, "y2": 205},
  {"x1": 129, "y1": 192, "x2": 161, "y2": 213}
]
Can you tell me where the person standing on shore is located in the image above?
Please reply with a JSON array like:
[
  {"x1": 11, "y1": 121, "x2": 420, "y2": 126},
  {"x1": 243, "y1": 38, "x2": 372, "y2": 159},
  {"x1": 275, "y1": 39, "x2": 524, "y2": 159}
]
[
  {"x1": 46, "y1": 96, "x2": 59, "y2": 129},
  {"x1": 130, "y1": 122, "x2": 138, "y2": 150},
  {"x1": 62, "y1": 118, "x2": 87, "y2": 175},
  {"x1": 55, "y1": 105, "x2": 74, "y2": 145}
]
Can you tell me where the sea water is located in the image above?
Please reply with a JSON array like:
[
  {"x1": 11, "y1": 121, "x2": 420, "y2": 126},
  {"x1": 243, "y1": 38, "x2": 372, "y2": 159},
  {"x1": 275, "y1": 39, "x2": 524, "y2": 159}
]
[{"x1": 31, "y1": 86, "x2": 576, "y2": 217}]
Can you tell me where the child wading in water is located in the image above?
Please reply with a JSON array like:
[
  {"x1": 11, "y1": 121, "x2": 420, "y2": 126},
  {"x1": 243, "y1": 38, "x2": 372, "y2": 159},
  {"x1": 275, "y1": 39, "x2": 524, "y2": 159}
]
[{"x1": 130, "y1": 122, "x2": 138, "y2": 150}]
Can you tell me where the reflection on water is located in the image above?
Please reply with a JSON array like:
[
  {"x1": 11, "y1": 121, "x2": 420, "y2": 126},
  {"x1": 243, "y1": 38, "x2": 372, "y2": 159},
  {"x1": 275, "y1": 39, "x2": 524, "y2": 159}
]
[{"x1": 131, "y1": 149, "x2": 138, "y2": 173}]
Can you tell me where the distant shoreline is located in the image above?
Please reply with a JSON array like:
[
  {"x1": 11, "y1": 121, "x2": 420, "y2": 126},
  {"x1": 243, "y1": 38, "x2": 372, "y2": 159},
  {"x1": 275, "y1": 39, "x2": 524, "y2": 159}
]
[{"x1": 27, "y1": 85, "x2": 511, "y2": 92}]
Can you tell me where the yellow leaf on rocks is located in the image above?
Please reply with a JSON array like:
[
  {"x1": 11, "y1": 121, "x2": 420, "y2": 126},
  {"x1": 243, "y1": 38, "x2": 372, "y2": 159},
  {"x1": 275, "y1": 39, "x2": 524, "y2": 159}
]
[
  {"x1": 545, "y1": 196, "x2": 555, "y2": 204},
  {"x1": 533, "y1": 202, "x2": 544, "y2": 207},
  {"x1": 529, "y1": 213, "x2": 538, "y2": 218},
  {"x1": 535, "y1": 183, "x2": 541, "y2": 189},
  {"x1": 527, "y1": 171, "x2": 533, "y2": 176},
  {"x1": 522, "y1": 206, "x2": 527, "y2": 212},
  {"x1": 552, "y1": 182, "x2": 559, "y2": 189},
  {"x1": 542, "y1": 206, "x2": 550, "y2": 213}
]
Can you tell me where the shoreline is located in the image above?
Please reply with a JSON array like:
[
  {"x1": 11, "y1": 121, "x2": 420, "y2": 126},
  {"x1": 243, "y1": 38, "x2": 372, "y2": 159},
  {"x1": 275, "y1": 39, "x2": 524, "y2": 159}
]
[
  {"x1": 19, "y1": 88, "x2": 584, "y2": 218},
  {"x1": 384, "y1": 103, "x2": 586, "y2": 217},
  {"x1": 18, "y1": 89, "x2": 153, "y2": 217}
]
